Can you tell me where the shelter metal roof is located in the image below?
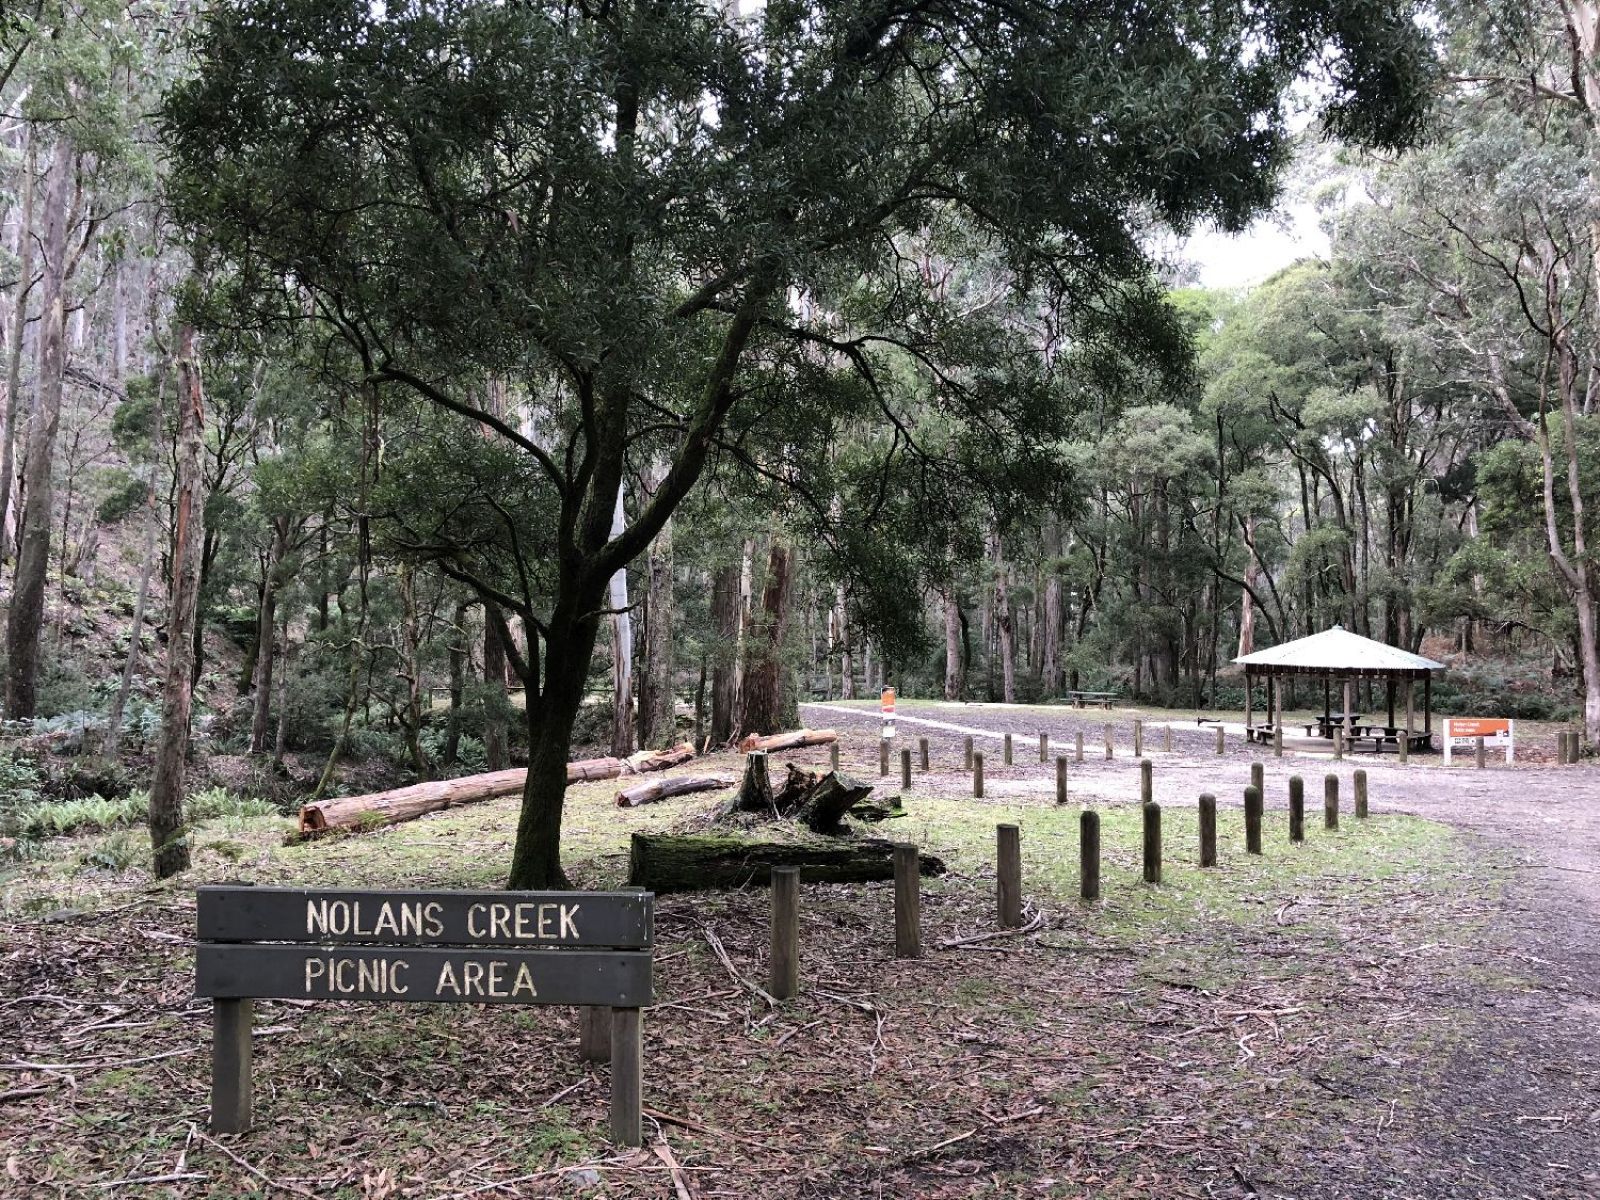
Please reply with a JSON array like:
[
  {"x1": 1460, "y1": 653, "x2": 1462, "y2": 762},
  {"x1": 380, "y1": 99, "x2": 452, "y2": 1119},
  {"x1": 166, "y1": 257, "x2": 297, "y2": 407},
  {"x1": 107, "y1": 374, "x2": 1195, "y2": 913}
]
[{"x1": 1233, "y1": 625, "x2": 1444, "y2": 672}]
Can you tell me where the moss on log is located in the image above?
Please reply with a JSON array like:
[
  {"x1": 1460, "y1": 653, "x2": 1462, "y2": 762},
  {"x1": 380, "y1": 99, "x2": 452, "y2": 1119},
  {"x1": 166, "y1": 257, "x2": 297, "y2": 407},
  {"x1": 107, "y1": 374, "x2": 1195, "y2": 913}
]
[{"x1": 627, "y1": 831, "x2": 945, "y2": 893}]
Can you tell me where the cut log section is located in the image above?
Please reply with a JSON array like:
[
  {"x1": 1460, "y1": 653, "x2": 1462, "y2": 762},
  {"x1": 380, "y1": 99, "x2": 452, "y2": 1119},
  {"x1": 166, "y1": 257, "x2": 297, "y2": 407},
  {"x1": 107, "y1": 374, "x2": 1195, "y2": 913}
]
[
  {"x1": 735, "y1": 728, "x2": 838, "y2": 753},
  {"x1": 615, "y1": 775, "x2": 734, "y2": 808},
  {"x1": 296, "y1": 742, "x2": 696, "y2": 836},
  {"x1": 627, "y1": 832, "x2": 945, "y2": 893}
]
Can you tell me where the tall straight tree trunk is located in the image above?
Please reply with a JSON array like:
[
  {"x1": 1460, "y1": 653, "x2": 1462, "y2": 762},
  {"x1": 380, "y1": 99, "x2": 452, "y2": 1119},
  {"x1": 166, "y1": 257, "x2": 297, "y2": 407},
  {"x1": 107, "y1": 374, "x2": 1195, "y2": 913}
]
[
  {"x1": 639, "y1": 471, "x2": 674, "y2": 748},
  {"x1": 397, "y1": 562, "x2": 429, "y2": 777},
  {"x1": 991, "y1": 527, "x2": 1016, "y2": 703},
  {"x1": 835, "y1": 583, "x2": 853, "y2": 699},
  {"x1": 149, "y1": 324, "x2": 206, "y2": 880},
  {"x1": 736, "y1": 538, "x2": 754, "y2": 705},
  {"x1": 443, "y1": 600, "x2": 469, "y2": 766},
  {"x1": 607, "y1": 487, "x2": 634, "y2": 756},
  {"x1": 944, "y1": 588, "x2": 963, "y2": 700},
  {"x1": 272, "y1": 617, "x2": 294, "y2": 772},
  {"x1": 4, "y1": 138, "x2": 72, "y2": 719},
  {"x1": 102, "y1": 458, "x2": 161, "y2": 761},
  {"x1": 1041, "y1": 524, "x2": 1063, "y2": 695},
  {"x1": 483, "y1": 612, "x2": 509, "y2": 770},
  {"x1": 709, "y1": 562, "x2": 740, "y2": 744},
  {"x1": 248, "y1": 517, "x2": 289, "y2": 753},
  {"x1": 738, "y1": 540, "x2": 794, "y2": 737},
  {"x1": 0, "y1": 131, "x2": 36, "y2": 564},
  {"x1": 1238, "y1": 516, "x2": 1259, "y2": 658}
]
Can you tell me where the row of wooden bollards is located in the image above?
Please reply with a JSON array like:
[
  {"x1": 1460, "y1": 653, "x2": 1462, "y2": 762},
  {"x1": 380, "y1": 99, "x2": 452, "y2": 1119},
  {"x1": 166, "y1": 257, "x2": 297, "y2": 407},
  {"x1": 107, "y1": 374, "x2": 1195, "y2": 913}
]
[
  {"x1": 862, "y1": 724, "x2": 1235, "y2": 787},
  {"x1": 761, "y1": 763, "x2": 1374, "y2": 990}
]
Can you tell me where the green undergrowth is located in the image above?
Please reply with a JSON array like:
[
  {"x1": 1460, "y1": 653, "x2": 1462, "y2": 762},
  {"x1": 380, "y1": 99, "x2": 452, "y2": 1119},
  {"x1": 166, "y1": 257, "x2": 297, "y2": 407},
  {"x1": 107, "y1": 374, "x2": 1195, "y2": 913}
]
[{"x1": 3, "y1": 785, "x2": 277, "y2": 841}]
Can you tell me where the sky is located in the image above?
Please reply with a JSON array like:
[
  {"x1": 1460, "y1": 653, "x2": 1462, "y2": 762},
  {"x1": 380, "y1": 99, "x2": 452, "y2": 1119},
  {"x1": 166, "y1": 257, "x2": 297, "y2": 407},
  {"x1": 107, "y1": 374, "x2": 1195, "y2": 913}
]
[{"x1": 1182, "y1": 200, "x2": 1332, "y2": 290}]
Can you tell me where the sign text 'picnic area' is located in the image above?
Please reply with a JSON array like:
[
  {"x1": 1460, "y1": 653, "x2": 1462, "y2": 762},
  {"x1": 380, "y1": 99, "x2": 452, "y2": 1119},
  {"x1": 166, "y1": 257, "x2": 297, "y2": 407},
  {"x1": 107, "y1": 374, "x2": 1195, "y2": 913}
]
[{"x1": 194, "y1": 885, "x2": 653, "y2": 1144}]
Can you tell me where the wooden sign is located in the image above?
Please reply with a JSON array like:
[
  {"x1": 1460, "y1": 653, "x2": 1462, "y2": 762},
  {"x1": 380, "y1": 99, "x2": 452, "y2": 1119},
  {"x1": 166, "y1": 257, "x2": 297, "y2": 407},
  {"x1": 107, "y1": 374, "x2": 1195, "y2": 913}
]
[
  {"x1": 195, "y1": 885, "x2": 653, "y2": 1146},
  {"x1": 197, "y1": 885, "x2": 652, "y2": 948},
  {"x1": 1442, "y1": 718, "x2": 1513, "y2": 764}
]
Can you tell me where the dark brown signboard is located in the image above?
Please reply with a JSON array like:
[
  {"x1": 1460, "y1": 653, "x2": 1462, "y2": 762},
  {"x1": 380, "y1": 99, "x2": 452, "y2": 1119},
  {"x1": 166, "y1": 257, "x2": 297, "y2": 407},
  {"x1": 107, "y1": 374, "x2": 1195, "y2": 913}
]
[
  {"x1": 195, "y1": 884, "x2": 656, "y2": 1147},
  {"x1": 197, "y1": 885, "x2": 651, "y2": 948},
  {"x1": 196, "y1": 944, "x2": 652, "y2": 1006}
]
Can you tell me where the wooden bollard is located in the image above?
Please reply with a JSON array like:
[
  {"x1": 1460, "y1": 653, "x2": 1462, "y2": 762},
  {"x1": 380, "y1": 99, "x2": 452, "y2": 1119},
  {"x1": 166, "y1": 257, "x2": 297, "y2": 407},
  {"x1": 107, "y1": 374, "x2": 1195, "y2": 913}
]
[
  {"x1": 1139, "y1": 757, "x2": 1153, "y2": 805},
  {"x1": 900, "y1": 747, "x2": 912, "y2": 790},
  {"x1": 1004, "y1": 733, "x2": 1014, "y2": 765},
  {"x1": 1142, "y1": 802, "x2": 1162, "y2": 885},
  {"x1": 1288, "y1": 775, "x2": 1304, "y2": 843},
  {"x1": 1475, "y1": 736, "x2": 1486, "y2": 769},
  {"x1": 1244, "y1": 785, "x2": 1263, "y2": 855},
  {"x1": 880, "y1": 738, "x2": 890, "y2": 776},
  {"x1": 1324, "y1": 774, "x2": 1339, "y2": 830},
  {"x1": 210, "y1": 998, "x2": 253, "y2": 1133},
  {"x1": 1273, "y1": 725, "x2": 1283, "y2": 758},
  {"x1": 1334, "y1": 729, "x2": 1344, "y2": 761},
  {"x1": 892, "y1": 843, "x2": 920, "y2": 959},
  {"x1": 1399, "y1": 730, "x2": 1410, "y2": 765},
  {"x1": 996, "y1": 823, "x2": 1022, "y2": 929},
  {"x1": 1075, "y1": 731, "x2": 1084, "y2": 763},
  {"x1": 973, "y1": 751, "x2": 985, "y2": 798},
  {"x1": 1354, "y1": 768, "x2": 1368, "y2": 818},
  {"x1": 1163, "y1": 726, "x2": 1172, "y2": 753},
  {"x1": 1104, "y1": 724, "x2": 1113, "y2": 760},
  {"x1": 1250, "y1": 761, "x2": 1264, "y2": 798},
  {"x1": 1055, "y1": 755, "x2": 1068, "y2": 805},
  {"x1": 1559, "y1": 731, "x2": 1570, "y2": 763},
  {"x1": 964, "y1": 735, "x2": 974, "y2": 770},
  {"x1": 1039, "y1": 731, "x2": 1049, "y2": 762},
  {"x1": 610, "y1": 1006, "x2": 643, "y2": 1147},
  {"x1": 830, "y1": 742, "x2": 840, "y2": 771},
  {"x1": 919, "y1": 736, "x2": 930, "y2": 772},
  {"x1": 1080, "y1": 810, "x2": 1100, "y2": 901},
  {"x1": 1215, "y1": 726, "x2": 1225, "y2": 755},
  {"x1": 769, "y1": 866, "x2": 800, "y2": 1000},
  {"x1": 1198, "y1": 794, "x2": 1217, "y2": 867},
  {"x1": 1133, "y1": 719, "x2": 1143, "y2": 757}
]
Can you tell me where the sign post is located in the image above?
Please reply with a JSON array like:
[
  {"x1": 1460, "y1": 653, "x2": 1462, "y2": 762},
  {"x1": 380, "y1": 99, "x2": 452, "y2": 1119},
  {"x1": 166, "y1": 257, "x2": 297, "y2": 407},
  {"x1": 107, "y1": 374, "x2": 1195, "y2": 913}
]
[
  {"x1": 881, "y1": 686, "x2": 896, "y2": 742},
  {"x1": 1442, "y1": 718, "x2": 1513, "y2": 765},
  {"x1": 196, "y1": 886, "x2": 654, "y2": 1145}
]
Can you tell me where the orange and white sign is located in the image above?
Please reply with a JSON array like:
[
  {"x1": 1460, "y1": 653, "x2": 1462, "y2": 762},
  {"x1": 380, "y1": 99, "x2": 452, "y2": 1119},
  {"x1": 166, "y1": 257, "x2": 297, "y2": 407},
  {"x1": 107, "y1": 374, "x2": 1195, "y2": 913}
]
[
  {"x1": 1443, "y1": 718, "x2": 1514, "y2": 764},
  {"x1": 881, "y1": 687, "x2": 895, "y2": 739}
]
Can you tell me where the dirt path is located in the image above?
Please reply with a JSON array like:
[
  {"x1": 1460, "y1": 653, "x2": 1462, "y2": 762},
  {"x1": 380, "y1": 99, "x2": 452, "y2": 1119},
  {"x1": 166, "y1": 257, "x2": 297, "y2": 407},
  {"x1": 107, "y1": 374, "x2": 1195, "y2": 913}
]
[{"x1": 804, "y1": 701, "x2": 1600, "y2": 1197}]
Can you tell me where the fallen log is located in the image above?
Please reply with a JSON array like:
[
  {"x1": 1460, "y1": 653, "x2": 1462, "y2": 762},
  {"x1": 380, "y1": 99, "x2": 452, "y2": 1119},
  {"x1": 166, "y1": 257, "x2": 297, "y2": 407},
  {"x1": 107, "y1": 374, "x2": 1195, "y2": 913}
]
[
  {"x1": 627, "y1": 831, "x2": 945, "y2": 893},
  {"x1": 615, "y1": 774, "x2": 734, "y2": 808},
  {"x1": 296, "y1": 742, "x2": 697, "y2": 836},
  {"x1": 735, "y1": 728, "x2": 838, "y2": 753}
]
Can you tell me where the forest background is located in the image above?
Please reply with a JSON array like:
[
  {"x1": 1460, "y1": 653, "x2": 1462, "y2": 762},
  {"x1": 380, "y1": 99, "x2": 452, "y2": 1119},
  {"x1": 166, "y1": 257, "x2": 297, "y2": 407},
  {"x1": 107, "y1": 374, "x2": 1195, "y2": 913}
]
[{"x1": 0, "y1": 1, "x2": 1594, "y2": 884}]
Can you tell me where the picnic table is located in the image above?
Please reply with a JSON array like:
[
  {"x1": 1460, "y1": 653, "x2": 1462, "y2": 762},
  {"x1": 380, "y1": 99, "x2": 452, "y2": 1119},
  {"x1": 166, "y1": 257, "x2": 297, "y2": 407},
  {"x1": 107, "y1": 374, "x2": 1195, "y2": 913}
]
[
  {"x1": 1345, "y1": 724, "x2": 1434, "y2": 754},
  {"x1": 1061, "y1": 690, "x2": 1119, "y2": 709},
  {"x1": 1302, "y1": 712, "x2": 1361, "y2": 739}
]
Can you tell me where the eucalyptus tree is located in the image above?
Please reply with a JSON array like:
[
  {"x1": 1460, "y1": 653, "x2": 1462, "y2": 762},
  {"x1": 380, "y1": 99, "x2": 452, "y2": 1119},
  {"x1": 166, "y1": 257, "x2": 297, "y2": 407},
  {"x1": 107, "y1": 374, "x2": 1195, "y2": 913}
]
[
  {"x1": 164, "y1": 0, "x2": 1432, "y2": 887},
  {"x1": 1338, "y1": 10, "x2": 1600, "y2": 738}
]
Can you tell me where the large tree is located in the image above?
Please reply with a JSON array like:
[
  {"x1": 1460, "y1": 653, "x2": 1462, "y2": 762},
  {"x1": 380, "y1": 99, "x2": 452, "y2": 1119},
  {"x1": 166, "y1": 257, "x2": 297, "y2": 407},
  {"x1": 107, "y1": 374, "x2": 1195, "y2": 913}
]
[{"x1": 163, "y1": 0, "x2": 1432, "y2": 887}]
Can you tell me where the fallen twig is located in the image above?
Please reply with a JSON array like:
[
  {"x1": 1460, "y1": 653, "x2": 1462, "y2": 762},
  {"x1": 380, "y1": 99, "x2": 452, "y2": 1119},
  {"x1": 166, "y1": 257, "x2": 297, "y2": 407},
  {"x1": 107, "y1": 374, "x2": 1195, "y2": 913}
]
[
  {"x1": 190, "y1": 1124, "x2": 320, "y2": 1199},
  {"x1": 652, "y1": 1140, "x2": 695, "y2": 1200},
  {"x1": 702, "y1": 926, "x2": 776, "y2": 1009},
  {"x1": 938, "y1": 910, "x2": 1046, "y2": 949}
]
